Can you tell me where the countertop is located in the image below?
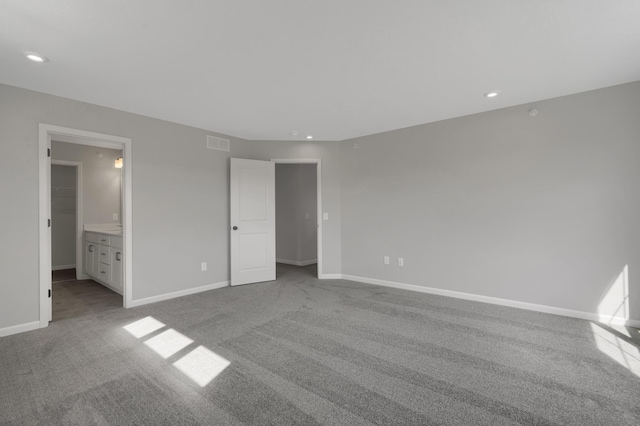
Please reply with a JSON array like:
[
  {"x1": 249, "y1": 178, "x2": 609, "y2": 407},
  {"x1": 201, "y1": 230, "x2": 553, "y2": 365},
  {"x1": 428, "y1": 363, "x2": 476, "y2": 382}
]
[{"x1": 84, "y1": 224, "x2": 123, "y2": 236}]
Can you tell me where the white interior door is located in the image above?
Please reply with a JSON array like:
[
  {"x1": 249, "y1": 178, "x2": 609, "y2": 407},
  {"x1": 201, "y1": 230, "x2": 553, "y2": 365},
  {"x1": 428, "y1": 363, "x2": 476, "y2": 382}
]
[{"x1": 230, "y1": 158, "x2": 276, "y2": 286}]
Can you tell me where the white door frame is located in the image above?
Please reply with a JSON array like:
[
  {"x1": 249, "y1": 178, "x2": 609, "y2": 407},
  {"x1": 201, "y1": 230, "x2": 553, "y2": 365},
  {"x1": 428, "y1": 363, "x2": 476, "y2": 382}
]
[
  {"x1": 39, "y1": 124, "x2": 133, "y2": 328},
  {"x1": 270, "y1": 159, "x2": 324, "y2": 278},
  {"x1": 50, "y1": 160, "x2": 84, "y2": 279}
]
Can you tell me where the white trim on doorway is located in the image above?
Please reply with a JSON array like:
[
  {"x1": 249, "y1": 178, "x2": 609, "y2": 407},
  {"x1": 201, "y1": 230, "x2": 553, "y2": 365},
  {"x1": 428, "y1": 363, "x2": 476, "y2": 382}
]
[
  {"x1": 39, "y1": 124, "x2": 133, "y2": 330},
  {"x1": 51, "y1": 160, "x2": 84, "y2": 279},
  {"x1": 270, "y1": 158, "x2": 326, "y2": 278}
]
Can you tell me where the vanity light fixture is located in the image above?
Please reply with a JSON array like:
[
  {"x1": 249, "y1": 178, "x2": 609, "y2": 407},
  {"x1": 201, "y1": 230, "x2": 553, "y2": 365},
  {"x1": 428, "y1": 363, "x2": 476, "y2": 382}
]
[
  {"x1": 25, "y1": 53, "x2": 49, "y2": 63},
  {"x1": 115, "y1": 157, "x2": 123, "y2": 169}
]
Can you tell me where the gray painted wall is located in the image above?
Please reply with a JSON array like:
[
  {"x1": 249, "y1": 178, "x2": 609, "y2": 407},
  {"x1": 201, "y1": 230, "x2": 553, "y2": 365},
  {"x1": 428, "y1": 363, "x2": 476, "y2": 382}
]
[
  {"x1": 341, "y1": 81, "x2": 640, "y2": 322},
  {"x1": 0, "y1": 83, "x2": 342, "y2": 330},
  {"x1": 0, "y1": 84, "x2": 232, "y2": 328},
  {"x1": 52, "y1": 141, "x2": 122, "y2": 226},
  {"x1": 3, "y1": 79, "x2": 637, "y2": 331},
  {"x1": 299, "y1": 165, "x2": 318, "y2": 263},
  {"x1": 276, "y1": 164, "x2": 317, "y2": 264},
  {"x1": 51, "y1": 165, "x2": 76, "y2": 268}
]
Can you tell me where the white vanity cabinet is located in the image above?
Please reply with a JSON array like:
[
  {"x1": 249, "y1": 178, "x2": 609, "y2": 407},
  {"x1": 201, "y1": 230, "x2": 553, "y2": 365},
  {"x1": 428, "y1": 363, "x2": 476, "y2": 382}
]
[
  {"x1": 84, "y1": 231, "x2": 123, "y2": 294},
  {"x1": 109, "y1": 236, "x2": 124, "y2": 292},
  {"x1": 85, "y1": 233, "x2": 100, "y2": 277}
]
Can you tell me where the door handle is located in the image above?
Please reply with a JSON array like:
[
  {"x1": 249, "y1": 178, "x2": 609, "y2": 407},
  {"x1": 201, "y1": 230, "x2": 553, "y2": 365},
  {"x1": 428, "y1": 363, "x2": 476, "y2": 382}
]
[
  {"x1": 232, "y1": 226, "x2": 238, "y2": 230},
  {"x1": 89, "y1": 245, "x2": 94, "y2": 252},
  {"x1": 116, "y1": 252, "x2": 121, "y2": 261}
]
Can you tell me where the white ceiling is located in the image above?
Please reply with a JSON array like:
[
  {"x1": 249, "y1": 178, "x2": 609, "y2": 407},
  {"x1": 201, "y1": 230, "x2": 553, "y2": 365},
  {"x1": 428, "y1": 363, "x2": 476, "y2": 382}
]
[{"x1": 2, "y1": 1, "x2": 640, "y2": 141}]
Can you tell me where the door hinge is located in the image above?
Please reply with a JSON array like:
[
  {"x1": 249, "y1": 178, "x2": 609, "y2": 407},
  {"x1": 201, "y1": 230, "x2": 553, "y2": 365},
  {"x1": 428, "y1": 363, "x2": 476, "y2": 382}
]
[
  {"x1": 48, "y1": 219, "x2": 51, "y2": 227},
  {"x1": 47, "y1": 148, "x2": 51, "y2": 157},
  {"x1": 48, "y1": 289, "x2": 51, "y2": 298}
]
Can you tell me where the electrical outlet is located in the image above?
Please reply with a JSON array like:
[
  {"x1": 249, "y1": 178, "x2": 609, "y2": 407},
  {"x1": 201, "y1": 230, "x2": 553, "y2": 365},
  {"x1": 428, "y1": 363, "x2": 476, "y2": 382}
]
[
  {"x1": 398, "y1": 258, "x2": 404, "y2": 267},
  {"x1": 201, "y1": 262, "x2": 207, "y2": 272},
  {"x1": 384, "y1": 256, "x2": 390, "y2": 265}
]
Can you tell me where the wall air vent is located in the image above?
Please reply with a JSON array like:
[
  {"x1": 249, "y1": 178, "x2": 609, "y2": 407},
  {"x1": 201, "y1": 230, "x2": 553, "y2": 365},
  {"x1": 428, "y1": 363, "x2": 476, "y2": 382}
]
[{"x1": 206, "y1": 135, "x2": 230, "y2": 152}]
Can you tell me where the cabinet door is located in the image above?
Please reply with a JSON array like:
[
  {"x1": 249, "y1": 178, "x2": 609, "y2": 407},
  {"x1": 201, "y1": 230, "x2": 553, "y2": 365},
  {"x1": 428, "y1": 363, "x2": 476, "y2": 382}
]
[
  {"x1": 85, "y1": 242, "x2": 97, "y2": 277},
  {"x1": 93, "y1": 246, "x2": 101, "y2": 278},
  {"x1": 110, "y1": 249, "x2": 123, "y2": 293}
]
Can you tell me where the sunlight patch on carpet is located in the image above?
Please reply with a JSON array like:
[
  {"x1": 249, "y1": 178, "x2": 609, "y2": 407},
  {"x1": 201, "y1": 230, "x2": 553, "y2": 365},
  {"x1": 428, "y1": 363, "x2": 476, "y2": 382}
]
[
  {"x1": 144, "y1": 329, "x2": 194, "y2": 359},
  {"x1": 123, "y1": 316, "x2": 165, "y2": 338},
  {"x1": 174, "y1": 345, "x2": 231, "y2": 387},
  {"x1": 591, "y1": 322, "x2": 640, "y2": 377}
]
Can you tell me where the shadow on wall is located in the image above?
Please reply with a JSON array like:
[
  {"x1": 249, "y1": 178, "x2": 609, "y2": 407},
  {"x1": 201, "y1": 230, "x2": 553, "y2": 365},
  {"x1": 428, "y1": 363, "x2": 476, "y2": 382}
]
[{"x1": 591, "y1": 264, "x2": 640, "y2": 377}]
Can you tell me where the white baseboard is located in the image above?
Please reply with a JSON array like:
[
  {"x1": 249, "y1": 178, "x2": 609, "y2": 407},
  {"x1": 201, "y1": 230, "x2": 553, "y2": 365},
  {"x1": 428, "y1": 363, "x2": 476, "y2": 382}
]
[
  {"x1": 341, "y1": 274, "x2": 640, "y2": 328},
  {"x1": 52, "y1": 264, "x2": 76, "y2": 271},
  {"x1": 0, "y1": 321, "x2": 41, "y2": 338},
  {"x1": 276, "y1": 258, "x2": 318, "y2": 267},
  {"x1": 128, "y1": 281, "x2": 229, "y2": 308},
  {"x1": 319, "y1": 273, "x2": 343, "y2": 279}
]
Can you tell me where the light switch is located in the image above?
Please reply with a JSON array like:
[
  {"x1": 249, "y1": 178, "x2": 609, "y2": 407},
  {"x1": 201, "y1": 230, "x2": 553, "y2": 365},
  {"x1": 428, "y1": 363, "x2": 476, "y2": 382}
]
[
  {"x1": 305, "y1": 213, "x2": 310, "y2": 219},
  {"x1": 384, "y1": 256, "x2": 390, "y2": 265},
  {"x1": 323, "y1": 212, "x2": 329, "y2": 221},
  {"x1": 112, "y1": 213, "x2": 118, "y2": 221}
]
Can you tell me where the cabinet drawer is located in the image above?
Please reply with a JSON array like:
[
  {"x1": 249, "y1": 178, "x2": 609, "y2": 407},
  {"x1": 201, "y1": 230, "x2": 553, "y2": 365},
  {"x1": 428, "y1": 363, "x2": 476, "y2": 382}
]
[
  {"x1": 99, "y1": 245, "x2": 111, "y2": 265},
  {"x1": 98, "y1": 262, "x2": 111, "y2": 282},
  {"x1": 86, "y1": 232, "x2": 100, "y2": 243},
  {"x1": 97, "y1": 235, "x2": 111, "y2": 245}
]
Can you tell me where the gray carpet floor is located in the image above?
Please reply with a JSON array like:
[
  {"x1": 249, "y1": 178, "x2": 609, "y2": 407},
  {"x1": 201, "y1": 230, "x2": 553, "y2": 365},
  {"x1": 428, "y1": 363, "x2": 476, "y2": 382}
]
[{"x1": 2, "y1": 263, "x2": 639, "y2": 425}]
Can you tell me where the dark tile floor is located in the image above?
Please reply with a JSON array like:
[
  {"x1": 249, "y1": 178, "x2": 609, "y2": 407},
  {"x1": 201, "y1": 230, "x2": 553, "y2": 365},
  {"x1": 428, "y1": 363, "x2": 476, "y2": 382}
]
[{"x1": 52, "y1": 269, "x2": 122, "y2": 321}]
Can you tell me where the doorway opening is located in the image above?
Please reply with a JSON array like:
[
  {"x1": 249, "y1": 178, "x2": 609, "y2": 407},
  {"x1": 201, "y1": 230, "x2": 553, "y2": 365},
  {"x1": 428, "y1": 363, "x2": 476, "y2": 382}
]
[
  {"x1": 272, "y1": 159, "x2": 322, "y2": 279},
  {"x1": 39, "y1": 124, "x2": 133, "y2": 329},
  {"x1": 50, "y1": 162, "x2": 81, "y2": 276},
  {"x1": 50, "y1": 145, "x2": 123, "y2": 321},
  {"x1": 229, "y1": 158, "x2": 323, "y2": 286}
]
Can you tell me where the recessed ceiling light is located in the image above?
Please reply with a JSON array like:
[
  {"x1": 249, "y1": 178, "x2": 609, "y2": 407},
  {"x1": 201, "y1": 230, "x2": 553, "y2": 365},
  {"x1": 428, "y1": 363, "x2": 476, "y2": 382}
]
[
  {"x1": 306, "y1": 135, "x2": 313, "y2": 139},
  {"x1": 26, "y1": 53, "x2": 49, "y2": 63},
  {"x1": 484, "y1": 91, "x2": 499, "y2": 98}
]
